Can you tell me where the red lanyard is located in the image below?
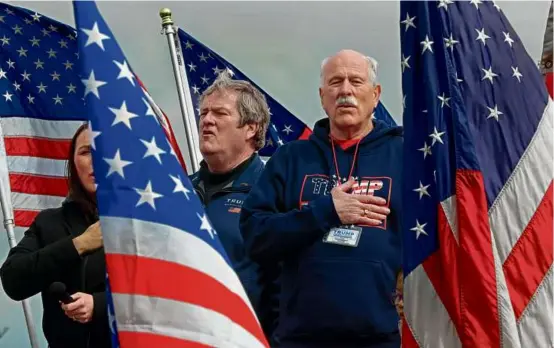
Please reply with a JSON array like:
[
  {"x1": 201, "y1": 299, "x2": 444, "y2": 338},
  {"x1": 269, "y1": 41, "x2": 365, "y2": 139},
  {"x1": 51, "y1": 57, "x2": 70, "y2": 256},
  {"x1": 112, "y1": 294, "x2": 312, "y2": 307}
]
[{"x1": 330, "y1": 137, "x2": 362, "y2": 184}]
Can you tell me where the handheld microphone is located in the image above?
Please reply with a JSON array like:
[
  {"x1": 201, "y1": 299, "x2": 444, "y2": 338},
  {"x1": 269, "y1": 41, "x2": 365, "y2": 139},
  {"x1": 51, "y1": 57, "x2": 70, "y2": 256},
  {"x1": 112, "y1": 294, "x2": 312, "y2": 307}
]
[{"x1": 49, "y1": 282, "x2": 75, "y2": 304}]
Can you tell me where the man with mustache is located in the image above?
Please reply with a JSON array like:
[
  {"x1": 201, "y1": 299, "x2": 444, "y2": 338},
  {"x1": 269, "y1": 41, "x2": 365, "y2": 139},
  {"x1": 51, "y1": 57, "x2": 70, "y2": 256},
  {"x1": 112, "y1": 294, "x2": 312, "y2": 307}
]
[
  {"x1": 240, "y1": 49, "x2": 402, "y2": 347},
  {"x1": 189, "y1": 73, "x2": 278, "y2": 339}
]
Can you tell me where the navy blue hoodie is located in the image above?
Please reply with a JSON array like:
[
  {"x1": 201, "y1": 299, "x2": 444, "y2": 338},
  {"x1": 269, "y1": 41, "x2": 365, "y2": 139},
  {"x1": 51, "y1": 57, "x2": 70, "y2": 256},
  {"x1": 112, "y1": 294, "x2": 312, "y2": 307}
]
[{"x1": 240, "y1": 119, "x2": 403, "y2": 347}]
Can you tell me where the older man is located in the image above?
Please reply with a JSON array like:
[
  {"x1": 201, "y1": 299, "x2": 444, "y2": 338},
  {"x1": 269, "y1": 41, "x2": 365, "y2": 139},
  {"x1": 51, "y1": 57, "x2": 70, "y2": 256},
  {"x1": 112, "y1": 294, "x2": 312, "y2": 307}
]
[
  {"x1": 240, "y1": 49, "x2": 402, "y2": 348},
  {"x1": 190, "y1": 73, "x2": 278, "y2": 337}
]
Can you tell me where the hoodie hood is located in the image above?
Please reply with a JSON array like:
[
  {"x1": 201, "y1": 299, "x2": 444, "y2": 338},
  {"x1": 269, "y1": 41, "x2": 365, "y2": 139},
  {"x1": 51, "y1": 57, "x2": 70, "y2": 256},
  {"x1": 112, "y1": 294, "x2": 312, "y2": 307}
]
[{"x1": 310, "y1": 117, "x2": 403, "y2": 154}]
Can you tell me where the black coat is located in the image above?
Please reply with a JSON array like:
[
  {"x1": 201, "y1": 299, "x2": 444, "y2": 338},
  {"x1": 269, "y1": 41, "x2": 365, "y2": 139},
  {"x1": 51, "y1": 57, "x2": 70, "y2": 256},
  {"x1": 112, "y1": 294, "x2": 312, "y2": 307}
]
[{"x1": 0, "y1": 201, "x2": 110, "y2": 348}]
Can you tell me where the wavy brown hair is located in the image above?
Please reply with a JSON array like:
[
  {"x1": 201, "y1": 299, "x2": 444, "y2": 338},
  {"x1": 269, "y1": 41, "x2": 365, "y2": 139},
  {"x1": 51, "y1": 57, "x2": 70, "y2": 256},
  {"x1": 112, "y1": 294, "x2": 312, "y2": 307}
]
[{"x1": 66, "y1": 123, "x2": 97, "y2": 222}]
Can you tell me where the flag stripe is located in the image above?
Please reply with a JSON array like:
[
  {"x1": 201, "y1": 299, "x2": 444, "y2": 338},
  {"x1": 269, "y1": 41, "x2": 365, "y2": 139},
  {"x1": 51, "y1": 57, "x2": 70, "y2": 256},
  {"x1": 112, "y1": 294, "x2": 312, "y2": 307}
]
[
  {"x1": 401, "y1": 319, "x2": 420, "y2": 348},
  {"x1": 12, "y1": 192, "x2": 65, "y2": 211},
  {"x1": 106, "y1": 253, "x2": 266, "y2": 346},
  {"x1": 100, "y1": 217, "x2": 252, "y2": 307},
  {"x1": 404, "y1": 265, "x2": 461, "y2": 348},
  {"x1": 4, "y1": 137, "x2": 71, "y2": 160},
  {"x1": 10, "y1": 173, "x2": 68, "y2": 197},
  {"x1": 0, "y1": 117, "x2": 82, "y2": 139},
  {"x1": 516, "y1": 265, "x2": 553, "y2": 347},
  {"x1": 118, "y1": 332, "x2": 211, "y2": 348},
  {"x1": 422, "y1": 204, "x2": 462, "y2": 333},
  {"x1": 14, "y1": 209, "x2": 39, "y2": 228},
  {"x1": 8, "y1": 156, "x2": 66, "y2": 177},
  {"x1": 489, "y1": 101, "x2": 553, "y2": 264},
  {"x1": 456, "y1": 170, "x2": 500, "y2": 347},
  {"x1": 503, "y1": 183, "x2": 553, "y2": 319},
  {"x1": 113, "y1": 294, "x2": 266, "y2": 348}
]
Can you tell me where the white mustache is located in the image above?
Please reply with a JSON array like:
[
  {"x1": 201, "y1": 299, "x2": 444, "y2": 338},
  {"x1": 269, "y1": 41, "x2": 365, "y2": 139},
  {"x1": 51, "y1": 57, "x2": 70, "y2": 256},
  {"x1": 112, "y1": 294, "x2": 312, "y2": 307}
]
[{"x1": 336, "y1": 96, "x2": 358, "y2": 107}]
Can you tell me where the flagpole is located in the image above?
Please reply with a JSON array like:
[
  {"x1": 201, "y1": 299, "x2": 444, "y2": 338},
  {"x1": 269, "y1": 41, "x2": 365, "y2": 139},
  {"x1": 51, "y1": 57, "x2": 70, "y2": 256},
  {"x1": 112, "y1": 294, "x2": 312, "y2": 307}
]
[
  {"x1": 0, "y1": 133, "x2": 39, "y2": 348},
  {"x1": 159, "y1": 8, "x2": 201, "y2": 173}
]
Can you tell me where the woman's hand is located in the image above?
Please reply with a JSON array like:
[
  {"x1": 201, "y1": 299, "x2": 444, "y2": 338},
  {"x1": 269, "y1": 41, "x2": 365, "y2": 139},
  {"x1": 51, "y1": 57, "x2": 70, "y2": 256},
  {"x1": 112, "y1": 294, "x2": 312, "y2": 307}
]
[
  {"x1": 72, "y1": 221, "x2": 103, "y2": 255},
  {"x1": 61, "y1": 292, "x2": 94, "y2": 324}
]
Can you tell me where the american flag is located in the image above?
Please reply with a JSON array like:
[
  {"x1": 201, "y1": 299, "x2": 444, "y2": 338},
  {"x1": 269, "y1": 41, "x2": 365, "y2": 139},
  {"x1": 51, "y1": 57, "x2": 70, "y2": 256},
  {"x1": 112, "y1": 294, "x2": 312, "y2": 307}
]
[
  {"x1": 176, "y1": 27, "x2": 398, "y2": 158},
  {"x1": 73, "y1": 1, "x2": 268, "y2": 348},
  {"x1": 0, "y1": 2, "x2": 182, "y2": 232},
  {"x1": 400, "y1": 1, "x2": 552, "y2": 348}
]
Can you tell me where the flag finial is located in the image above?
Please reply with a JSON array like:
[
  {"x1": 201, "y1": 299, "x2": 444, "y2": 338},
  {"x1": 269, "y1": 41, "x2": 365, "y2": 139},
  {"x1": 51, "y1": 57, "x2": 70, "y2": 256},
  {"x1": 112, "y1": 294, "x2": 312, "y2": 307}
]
[{"x1": 159, "y1": 8, "x2": 173, "y2": 26}]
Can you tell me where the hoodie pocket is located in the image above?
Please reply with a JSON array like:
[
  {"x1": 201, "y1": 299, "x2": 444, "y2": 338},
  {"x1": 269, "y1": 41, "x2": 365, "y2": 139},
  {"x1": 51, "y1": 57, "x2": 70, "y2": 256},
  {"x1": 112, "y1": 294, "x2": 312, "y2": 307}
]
[{"x1": 286, "y1": 258, "x2": 396, "y2": 337}]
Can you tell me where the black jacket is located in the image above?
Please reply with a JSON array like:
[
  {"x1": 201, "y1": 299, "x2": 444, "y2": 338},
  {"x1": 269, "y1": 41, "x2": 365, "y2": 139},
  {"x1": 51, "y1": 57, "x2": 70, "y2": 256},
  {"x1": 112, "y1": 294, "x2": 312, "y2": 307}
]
[{"x1": 0, "y1": 201, "x2": 110, "y2": 348}]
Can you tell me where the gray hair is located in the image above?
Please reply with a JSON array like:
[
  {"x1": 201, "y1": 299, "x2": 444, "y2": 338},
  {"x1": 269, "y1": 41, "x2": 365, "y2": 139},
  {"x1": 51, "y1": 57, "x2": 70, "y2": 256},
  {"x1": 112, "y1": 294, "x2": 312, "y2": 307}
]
[
  {"x1": 320, "y1": 54, "x2": 379, "y2": 87},
  {"x1": 199, "y1": 72, "x2": 270, "y2": 150}
]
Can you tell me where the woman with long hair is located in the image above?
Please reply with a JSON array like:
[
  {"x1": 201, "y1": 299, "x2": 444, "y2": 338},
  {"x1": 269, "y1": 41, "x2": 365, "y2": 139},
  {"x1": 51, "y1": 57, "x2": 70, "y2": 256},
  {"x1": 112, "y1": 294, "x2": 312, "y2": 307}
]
[{"x1": 0, "y1": 123, "x2": 110, "y2": 347}]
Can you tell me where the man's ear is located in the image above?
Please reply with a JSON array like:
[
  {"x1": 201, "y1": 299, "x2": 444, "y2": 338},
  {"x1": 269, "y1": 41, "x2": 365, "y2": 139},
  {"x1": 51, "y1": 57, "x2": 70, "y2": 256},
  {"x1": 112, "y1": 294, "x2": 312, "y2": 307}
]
[
  {"x1": 245, "y1": 123, "x2": 258, "y2": 141},
  {"x1": 373, "y1": 84, "x2": 382, "y2": 106}
]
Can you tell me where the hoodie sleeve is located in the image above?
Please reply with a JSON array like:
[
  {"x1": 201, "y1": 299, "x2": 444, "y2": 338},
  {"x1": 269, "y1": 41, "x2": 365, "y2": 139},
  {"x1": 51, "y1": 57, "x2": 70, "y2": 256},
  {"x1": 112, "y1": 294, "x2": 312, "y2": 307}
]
[{"x1": 240, "y1": 146, "x2": 342, "y2": 263}]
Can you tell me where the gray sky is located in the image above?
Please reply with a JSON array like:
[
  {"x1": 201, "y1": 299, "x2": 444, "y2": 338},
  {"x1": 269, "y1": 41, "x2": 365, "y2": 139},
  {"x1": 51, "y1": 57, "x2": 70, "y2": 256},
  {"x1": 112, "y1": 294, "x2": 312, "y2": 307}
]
[{"x1": 0, "y1": 1, "x2": 551, "y2": 347}]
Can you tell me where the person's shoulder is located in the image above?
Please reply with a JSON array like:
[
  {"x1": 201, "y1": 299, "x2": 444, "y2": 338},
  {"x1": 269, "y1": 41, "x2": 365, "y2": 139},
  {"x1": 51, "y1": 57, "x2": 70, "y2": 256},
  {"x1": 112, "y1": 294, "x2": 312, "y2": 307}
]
[{"x1": 31, "y1": 205, "x2": 68, "y2": 231}]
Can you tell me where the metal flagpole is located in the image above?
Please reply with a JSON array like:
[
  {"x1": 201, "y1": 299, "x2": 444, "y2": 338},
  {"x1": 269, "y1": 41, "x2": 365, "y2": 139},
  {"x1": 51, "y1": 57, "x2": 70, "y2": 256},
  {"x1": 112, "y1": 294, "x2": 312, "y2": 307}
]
[
  {"x1": 0, "y1": 127, "x2": 39, "y2": 348},
  {"x1": 159, "y1": 8, "x2": 202, "y2": 173}
]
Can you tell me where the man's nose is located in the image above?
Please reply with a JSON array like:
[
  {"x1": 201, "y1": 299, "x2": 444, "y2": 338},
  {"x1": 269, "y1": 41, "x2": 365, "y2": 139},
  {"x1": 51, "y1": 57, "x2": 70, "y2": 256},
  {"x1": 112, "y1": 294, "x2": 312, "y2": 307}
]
[{"x1": 338, "y1": 80, "x2": 354, "y2": 95}]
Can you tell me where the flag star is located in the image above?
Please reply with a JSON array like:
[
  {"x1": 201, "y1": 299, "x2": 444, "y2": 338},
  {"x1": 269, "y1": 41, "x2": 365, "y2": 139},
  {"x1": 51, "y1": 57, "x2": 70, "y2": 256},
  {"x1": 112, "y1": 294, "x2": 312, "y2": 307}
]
[
  {"x1": 82, "y1": 70, "x2": 107, "y2": 98},
  {"x1": 400, "y1": 13, "x2": 416, "y2": 32},
  {"x1": 444, "y1": 34, "x2": 459, "y2": 51},
  {"x1": 166, "y1": 139, "x2": 178, "y2": 158},
  {"x1": 277, "y1": 138, "x2": 284, "y2": 146},
  {"x1": 143, "y1": 97, "x2": 158, "y2": 123},
  {"x1": 0, "y1": 69, "x2": 6, "y2": 79},
  {"x1": 134, "y1": 181, "x2": 163, "y2": 210},
  {"x1": 187, "y1": 62, "x2": 197, "y2": 72},
  {"x1": 17, "y1": 47, "x2": 28, "y2": 57},
  {"x1": 27, "y1": 94, "x2": 34, "y2": 104},
  {"x1": 191, "y1": 85, "x2": 200, "y2": 94},
  {"x1": 63, "y1": 60, "x2": 74, "y2": 70},
  {"x1": 21, "y1": 70, "x2": 31, "y2": 81},
  {"x1": 12, "y1": 81, "x2": 21, "y2": 91},
  {"x1": 437, "y1": 0, "x2": 453, "y2": 10},
  {"x1": 103, "y1": 149, "x2": 132, "y2": 178},
  {"x1": 3, "y1": 91, "x2": 13, "y2": 101},
  {"x1": 184, "y1": 40, "x2": 194, "y2": 49},
  {"x1": 429, "y1": 127, "x2": 445, "y2": 146},
  {"x1": 34, "y1": 59, "x2": 44, "y2": 69},
  {"x1": 455, "y1": 72, "x2": 463, "y2": 83},
  {"x1": 469, "y1": 0, "x2": 482, "y2": 9},
  {"x1": 200, "y1": 75, "x2": 210, "y2": 85},
  {"x1": 438, "y1": 93, "x2": 451, "y2": 108},
  {"x1": 12, "y1": 24, "x2": 22, "y2": 35},
  {"x1": 198, "y1": 213, "x2": 216, "y2": 239},
  {"x1": 169, "y1": 174, "x2": 191, "y2": 200},
  {"x1": 418, "y1": 141, "x2": 432, "y2": 159},
  {"x1": 31, "y1": 12, "x2": 41, "y2": 21},
  {"x1": 0, "y1": 15, "x2": 4, "y2": 23},
  {"x1": 50, "y1": 71, "x2": 61, "y2": 81},
  {"x1": 486, "y1": 105, "x2": 503, "y2": 121},
  {"x1": 48, "y1": 24, "x2": 58, "y2": 32},
  {"x1": 411, "y1": 220, "x2": 428, "y2": 239},
  {"x1": 46, "y1": 49, "x2": 57, "y2": 58},
  {"x1": 511, "y1": 66, "x2": 523, "y2": 82},
  {"x1": 75, "y1": 52, "x2": 80, "y2": 59},
  {"x1": 113, "y1": 60, "x2": 135, "y2": 86},
  {"x1": 283, "y1": 125, "x2": 293, "y2": 135},
  {"x1": 29, "y1": 36, "x2": 40, "y2": 47},
  {"x1": 37, "y1": 82, "x2": 47, "y2": 93},
  {"x1": 475, "y1": 28, "x2": 490, "y2": 45},
  {"x1": 266, "y1": 138, "x2": 274, "y2": 147},
  {"x1": 41, "y1": 28, "x2": 50, "y2": 37},
  {"x1": 0, "y1": 36, "x2": 9, "y2": 46},
  {"x1": 67, "y1": 33, "x2": 76, "y2": 41},
  {"x1": 402, "y1": 94, "x2": 406, "y2": 109},
  {"x1": 212, "y1": 66, "x2": 223, "y2": 75},
  {"x1": 59, "y1": 39, "x2": 68, "y2": 48},
  {"x1": 503, "y1": 32, "x2": 514, "y2": 47},
  {"x1": 433, "y1": 170, "x2": 437, "y2": 182},
  {"x1": 420, "y1": 35, "x2": 434, "y2": 54},
  {"x1": 88, "y1": 122, "x2": 101, "y2": 150},
  {"x1": 413, "y1": 181, "x2": 431, "y2": 199},
  {"x1": 198, "y1": 53, "x2": 208, "y2": 62},
  {"x1": 67, "y1": 83, "x2": 77, "y2": 94},
  {"x1": 6, "y1": 59, "x2": 15, "y2": 69},
  {"x1": 401, "y1": 54, "x2": 411, "y2": 73},
  {"x1": 140, "y1": 136, "x2": 166, "y2": 164},
  {"x1": 81, "y1": 22, "x2": 110, "y2": 50},
  {"x1": 109, "y1": 101, "x2": 138, "y2": 130},
  {"x1": 23, "y1": 17, "x2": 31, "y2": 25},
  {"x1": 108, "y1": 308, "x2": 116, "y2": 335},
  {"x1": 52, "y1": 94, "x2": 63, "y2": 105},
  {"x1": 481, "y1": 66, "x2": 498, "y2": 84}
]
